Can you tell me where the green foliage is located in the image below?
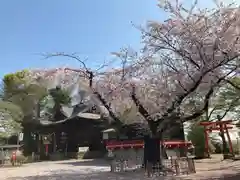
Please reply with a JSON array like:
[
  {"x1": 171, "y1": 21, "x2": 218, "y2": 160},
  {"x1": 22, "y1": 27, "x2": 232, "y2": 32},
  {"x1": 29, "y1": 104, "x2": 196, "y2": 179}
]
[
  {"x1": 7, "y1": 85, "x2": 47, "y2": 117},
  {"x1": 231, "y1": 77, "x2": 240, "y2": 88},
  {"x1": 0, "y1": 119, "x2": 22, "y2": 138},
  {"x1": 212, "y1": 140, "x2": 240, "y2": 155},
  {"x1": 3, "y1": 70, "x2": 29, "y2": 86},
  {"x1": 39, "y1": 95, "x2": 55, "y2": 119},
  {"x1": 232, "y1": 140, "x2": 240, "y2": 155},
  {"x1": 2, "y1": 70, "x2": 72, "y2": 124},
  {"x1": 49, "y1": 86, "x2": 71, "y2": 105},
  {"x1": 187, "y1": 123, "x2": 215, "y2": 158},
  {"x1": 39, "y1": 87, "x2": 71, "y2": 121},
  {"x1": 212, "y1": 141, "x2": 222, "y2": 154},
  {"x1": 190, "y1": 77, "x2": 240, "y2": 155},
  {"x1": 0, "y1": 101, "x2": 23, "y2": 138},
  {"x1": 3, "y1": 70, "x2": 30, "y2": 99},
  {"x1": 207, "y1": 77, "x2": 240, "y2": 121},
  {"x1": 2, "y1": 71, "x2": 49, "y2": 119},
  {"x1": 0, "y1": 101, "x2": 23, "y2": 121},
  {"x1": 187, "y1": 124, "x2": 205, "y2": 158}
]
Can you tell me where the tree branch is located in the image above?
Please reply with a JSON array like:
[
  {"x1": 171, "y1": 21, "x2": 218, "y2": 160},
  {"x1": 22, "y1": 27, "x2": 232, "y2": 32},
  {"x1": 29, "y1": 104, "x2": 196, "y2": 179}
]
[
  {"x1": 93, "y1": 91, "x2": 122, "y2": 126},
  {"x1": 181, "y1": 71, "x2": 235, "y2": 122},
  {"x1": 219, "y1": 97, "x2": 240, "y2": 120},
  {"x1": 130, "y1": 86, "x2": 160, "y2": 134},
  {"x1": 87, "y1": 70, "x2": 122, "y2": 127},
  {"x1": 208, "y1": 105, "x2": 218, "y2": 121},
  {"x1": 130, "y1": 86, "x2": 153, "y2": 120}
]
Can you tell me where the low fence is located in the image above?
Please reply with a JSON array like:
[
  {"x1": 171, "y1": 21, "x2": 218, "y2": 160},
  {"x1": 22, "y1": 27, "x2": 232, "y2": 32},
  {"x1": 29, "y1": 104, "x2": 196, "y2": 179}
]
[
  {"x1": 109, "y1": 150, "x2": 195, "y2": 176},
  {"x1": 106, "y1": 140, "x2": 196, "y2": 176},
  {"x1": 109, "y1": 148, "x2": 144, "y2": 172}
]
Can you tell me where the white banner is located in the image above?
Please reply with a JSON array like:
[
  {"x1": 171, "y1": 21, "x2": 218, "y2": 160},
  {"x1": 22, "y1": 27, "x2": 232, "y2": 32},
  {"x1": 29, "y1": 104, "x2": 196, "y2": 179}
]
[{"x1": 18, "y1": 133, "x2": 24, "y2": 141}]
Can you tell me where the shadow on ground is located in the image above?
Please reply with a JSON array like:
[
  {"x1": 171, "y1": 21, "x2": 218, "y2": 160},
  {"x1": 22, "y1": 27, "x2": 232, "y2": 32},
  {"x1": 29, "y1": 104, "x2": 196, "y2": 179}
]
[
  {"x1": 181, "y1": 174, "x2": 240, "y2": 180},
  {"x1": 56, "y1": 159, "x2": 109, "y2": 167},
  {"x1": 6, "y1": 171, "x2": 177, "y2": 180},
  {"x1": 199, "y1": 164, "x2": 240, "y2": 172},
  {"x1": 5, "y1": 156, "x2": 240, "y2": 180},
  {"x1": 6, "y1": 170, "x2": 240, "y2": 180}
]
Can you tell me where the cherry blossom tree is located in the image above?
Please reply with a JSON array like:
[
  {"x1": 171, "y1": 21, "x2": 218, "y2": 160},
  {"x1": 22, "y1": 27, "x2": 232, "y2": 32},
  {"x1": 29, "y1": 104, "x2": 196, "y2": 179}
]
[
  {"x1": 26, "y1": 1, "x2": 240, "y2": 141},
  {"x1": 110, "y1": 0, "x2": 240, "y2": 137},
  {"x1": 13, "y1": 0, "x2": 238, "y2": 170},
  {"x1": 89, "y1": 1, "x2": 240, "y2": 139}
]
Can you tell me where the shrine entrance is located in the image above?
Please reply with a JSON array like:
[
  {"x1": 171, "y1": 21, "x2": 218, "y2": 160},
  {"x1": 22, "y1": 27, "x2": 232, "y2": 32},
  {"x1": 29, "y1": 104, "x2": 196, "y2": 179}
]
[
  {"x1": 37, "y1": 133, "x2": 56, "y2": 160},
  {"x1": 199, "y1": 120, "x2": 234, "y2": 158}
]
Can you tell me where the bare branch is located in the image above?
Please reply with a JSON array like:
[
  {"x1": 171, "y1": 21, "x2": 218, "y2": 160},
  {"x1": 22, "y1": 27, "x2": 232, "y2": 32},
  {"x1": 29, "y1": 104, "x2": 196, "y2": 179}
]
[{"x1": 43, "y1": 52, "x2": 89, "y2": 70}]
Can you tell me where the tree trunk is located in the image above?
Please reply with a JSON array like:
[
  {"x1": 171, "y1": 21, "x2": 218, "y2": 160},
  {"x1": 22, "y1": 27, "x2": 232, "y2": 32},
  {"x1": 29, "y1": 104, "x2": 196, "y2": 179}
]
[
  {"x1": 22, "y1": 123, "x2": 34, "y2": 156},
  {"x1": 217, "y1": 115, "x2": 229, "y2": 159},
  {"x1": 143, "y1": 129, "x2": 164, "y2": 169},
  {"x1": 130, "y1": 91, "x2": 163, "y2": 170},
  {"x1": 167, "y1": 121, "x2": 185, "y2": 140},
  {"x1": 167, "y1": 121, "x2": 185, "y2": 157}
]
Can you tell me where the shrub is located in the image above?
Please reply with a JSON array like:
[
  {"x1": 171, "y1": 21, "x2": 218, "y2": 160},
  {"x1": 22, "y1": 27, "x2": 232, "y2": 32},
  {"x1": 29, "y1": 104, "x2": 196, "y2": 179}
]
[{"x1": 187, "y1": 124, "x2": 215, "y2": 158}]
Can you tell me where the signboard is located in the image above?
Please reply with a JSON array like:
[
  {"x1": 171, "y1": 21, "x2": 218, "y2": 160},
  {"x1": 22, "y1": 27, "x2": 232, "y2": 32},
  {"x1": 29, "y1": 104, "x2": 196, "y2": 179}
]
[
  {"x1": 18, "y1": 133, "x2": 24, "y2": 142},
  {"x1": 78, "y1": 147, "x2": 89, "y2": 153},
  {"x1": 103, "y1": 133, "x2": 109, "y2": 140},
  {"x1": 60, "y1": 132, "x2": 67, "y2": 144},
  {"x1": 43, "y1": 139, "x2": 51, "y2": 145},
  {"x1": 166, "y1": 149, "x2": 180, "y2": 159},
  {"x1": 42, "y1": 135, "x2": 51, "y2": 145}
]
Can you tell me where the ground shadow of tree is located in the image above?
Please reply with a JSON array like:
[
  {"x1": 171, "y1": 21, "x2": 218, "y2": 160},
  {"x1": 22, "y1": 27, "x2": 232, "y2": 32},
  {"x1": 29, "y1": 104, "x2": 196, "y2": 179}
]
[
  {"x1": 181, "y1": 173, "x2": 240, "y2": 180},
  {"x1": 6, "y1": 170, "x2": 177, "y2": 180},
  {"x1": 180, "y1": 170, "x2": 240, "y2": 180},
  {"x1": 5, "y1": 158, "x2": 240, "y2": 180},
  {"x1": 56, "y1": 159, "x2": 109, "y2": 167},
  {"x1": 6, "y1": 169, "x2": 240, "y2": 180}
]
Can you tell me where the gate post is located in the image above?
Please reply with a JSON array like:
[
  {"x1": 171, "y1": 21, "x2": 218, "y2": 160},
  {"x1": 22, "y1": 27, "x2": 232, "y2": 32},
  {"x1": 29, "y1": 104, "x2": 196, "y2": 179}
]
[{"x1": 204, "y1": 128, "x2": 210, "y2": 158}]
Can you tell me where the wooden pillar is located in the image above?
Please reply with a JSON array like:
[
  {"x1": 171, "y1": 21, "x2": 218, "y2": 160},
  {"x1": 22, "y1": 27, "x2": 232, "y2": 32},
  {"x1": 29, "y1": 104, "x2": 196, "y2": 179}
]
[
  {"x1": 174, "y1": 159, "x2": 180, "y2": 175},
  {"x1": 187, "y1": 157, "x2": 196, "y2": 173},
  {"x1": 53, "y1": 133, "x2": 56, "y2": 153},
  {"x1": 204, "y1": 127, "x2": 210, "y2": 158}
]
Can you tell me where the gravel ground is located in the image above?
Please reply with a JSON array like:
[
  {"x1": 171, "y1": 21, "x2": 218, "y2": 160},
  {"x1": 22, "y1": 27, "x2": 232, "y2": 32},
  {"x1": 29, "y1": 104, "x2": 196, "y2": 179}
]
[
  {"x1": 1, "y1": 155, "x2": 240, "y2": 180},
  {"x1": 0, "y1": 160, "x2": 167, "y2": 180}
]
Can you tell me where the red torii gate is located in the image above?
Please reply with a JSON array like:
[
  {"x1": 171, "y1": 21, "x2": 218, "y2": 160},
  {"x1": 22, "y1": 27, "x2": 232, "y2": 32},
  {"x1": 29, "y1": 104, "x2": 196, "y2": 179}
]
[{"x1": 199, "y1": 120, "x2": 234, "y2": 157}]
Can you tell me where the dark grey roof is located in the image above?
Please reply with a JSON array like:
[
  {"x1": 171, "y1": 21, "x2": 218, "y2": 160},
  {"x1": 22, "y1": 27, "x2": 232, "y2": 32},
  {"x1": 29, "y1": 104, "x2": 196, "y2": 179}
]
[
  {"x1": 39, "y1": 113, "x2": 101, "y2": 126},
  {"x1": 39, "y1": 103, "x2": 102, "y2": 126},
  {"x1": 38, "y1": 73, "x2": 110, "y2": 126}
]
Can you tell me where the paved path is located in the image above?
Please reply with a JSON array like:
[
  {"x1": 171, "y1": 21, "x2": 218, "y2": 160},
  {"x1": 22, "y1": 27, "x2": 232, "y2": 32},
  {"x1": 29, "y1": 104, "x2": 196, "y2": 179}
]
[
  {"x1": 0, "y1": 159, "x2": 110, "y2": 180},
  {"x1": 1, "y1": 156, "x2": 240, "y2": 180},
  {"x1": 0, "y1": 159, "x2": 169, "y2": 180}
]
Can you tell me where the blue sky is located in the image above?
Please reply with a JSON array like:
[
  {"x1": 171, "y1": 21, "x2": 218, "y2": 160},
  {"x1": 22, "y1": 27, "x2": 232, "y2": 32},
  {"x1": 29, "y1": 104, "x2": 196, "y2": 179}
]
[
  {"x1": 0, "y1": 0, "x2": 163, "y2": 77},
  {"x1": 0, "y1": 0, "x2": 224, "y2": 77}
]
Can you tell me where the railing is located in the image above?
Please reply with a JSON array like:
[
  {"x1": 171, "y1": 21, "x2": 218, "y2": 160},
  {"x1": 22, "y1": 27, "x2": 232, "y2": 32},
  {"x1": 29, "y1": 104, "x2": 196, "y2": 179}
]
[
  {"x1": 105, "y1": 139, "x2": 193, "y2": 149},
  {"x1": 105, "y1": 140, "x2": 196, "y2": 176}
]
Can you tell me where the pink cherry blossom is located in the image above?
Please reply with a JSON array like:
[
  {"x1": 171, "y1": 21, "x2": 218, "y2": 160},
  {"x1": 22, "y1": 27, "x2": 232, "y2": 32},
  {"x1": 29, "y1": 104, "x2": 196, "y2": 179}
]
[{"x1": 23, "y1": 0, "x2": 240, "y2": 134}]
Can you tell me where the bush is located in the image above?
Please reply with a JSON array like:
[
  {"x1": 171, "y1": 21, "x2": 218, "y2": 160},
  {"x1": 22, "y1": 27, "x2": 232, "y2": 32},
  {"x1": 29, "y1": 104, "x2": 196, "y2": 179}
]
[
  {"x1": 212, "y1": 142, "x2": 222, "y2": 154},
  {"x1": 232, "y1": 140, "x2": 240, "y2": 155},
  {"x1": 187, "y1": 124, "x2": 215, "y2": 159},
  {"x1": 49, "y1": 152, "x2": 65, "y2": 161},
  {"x1": 212, "y1": 140, "x2": 239, "y2": 155}
]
